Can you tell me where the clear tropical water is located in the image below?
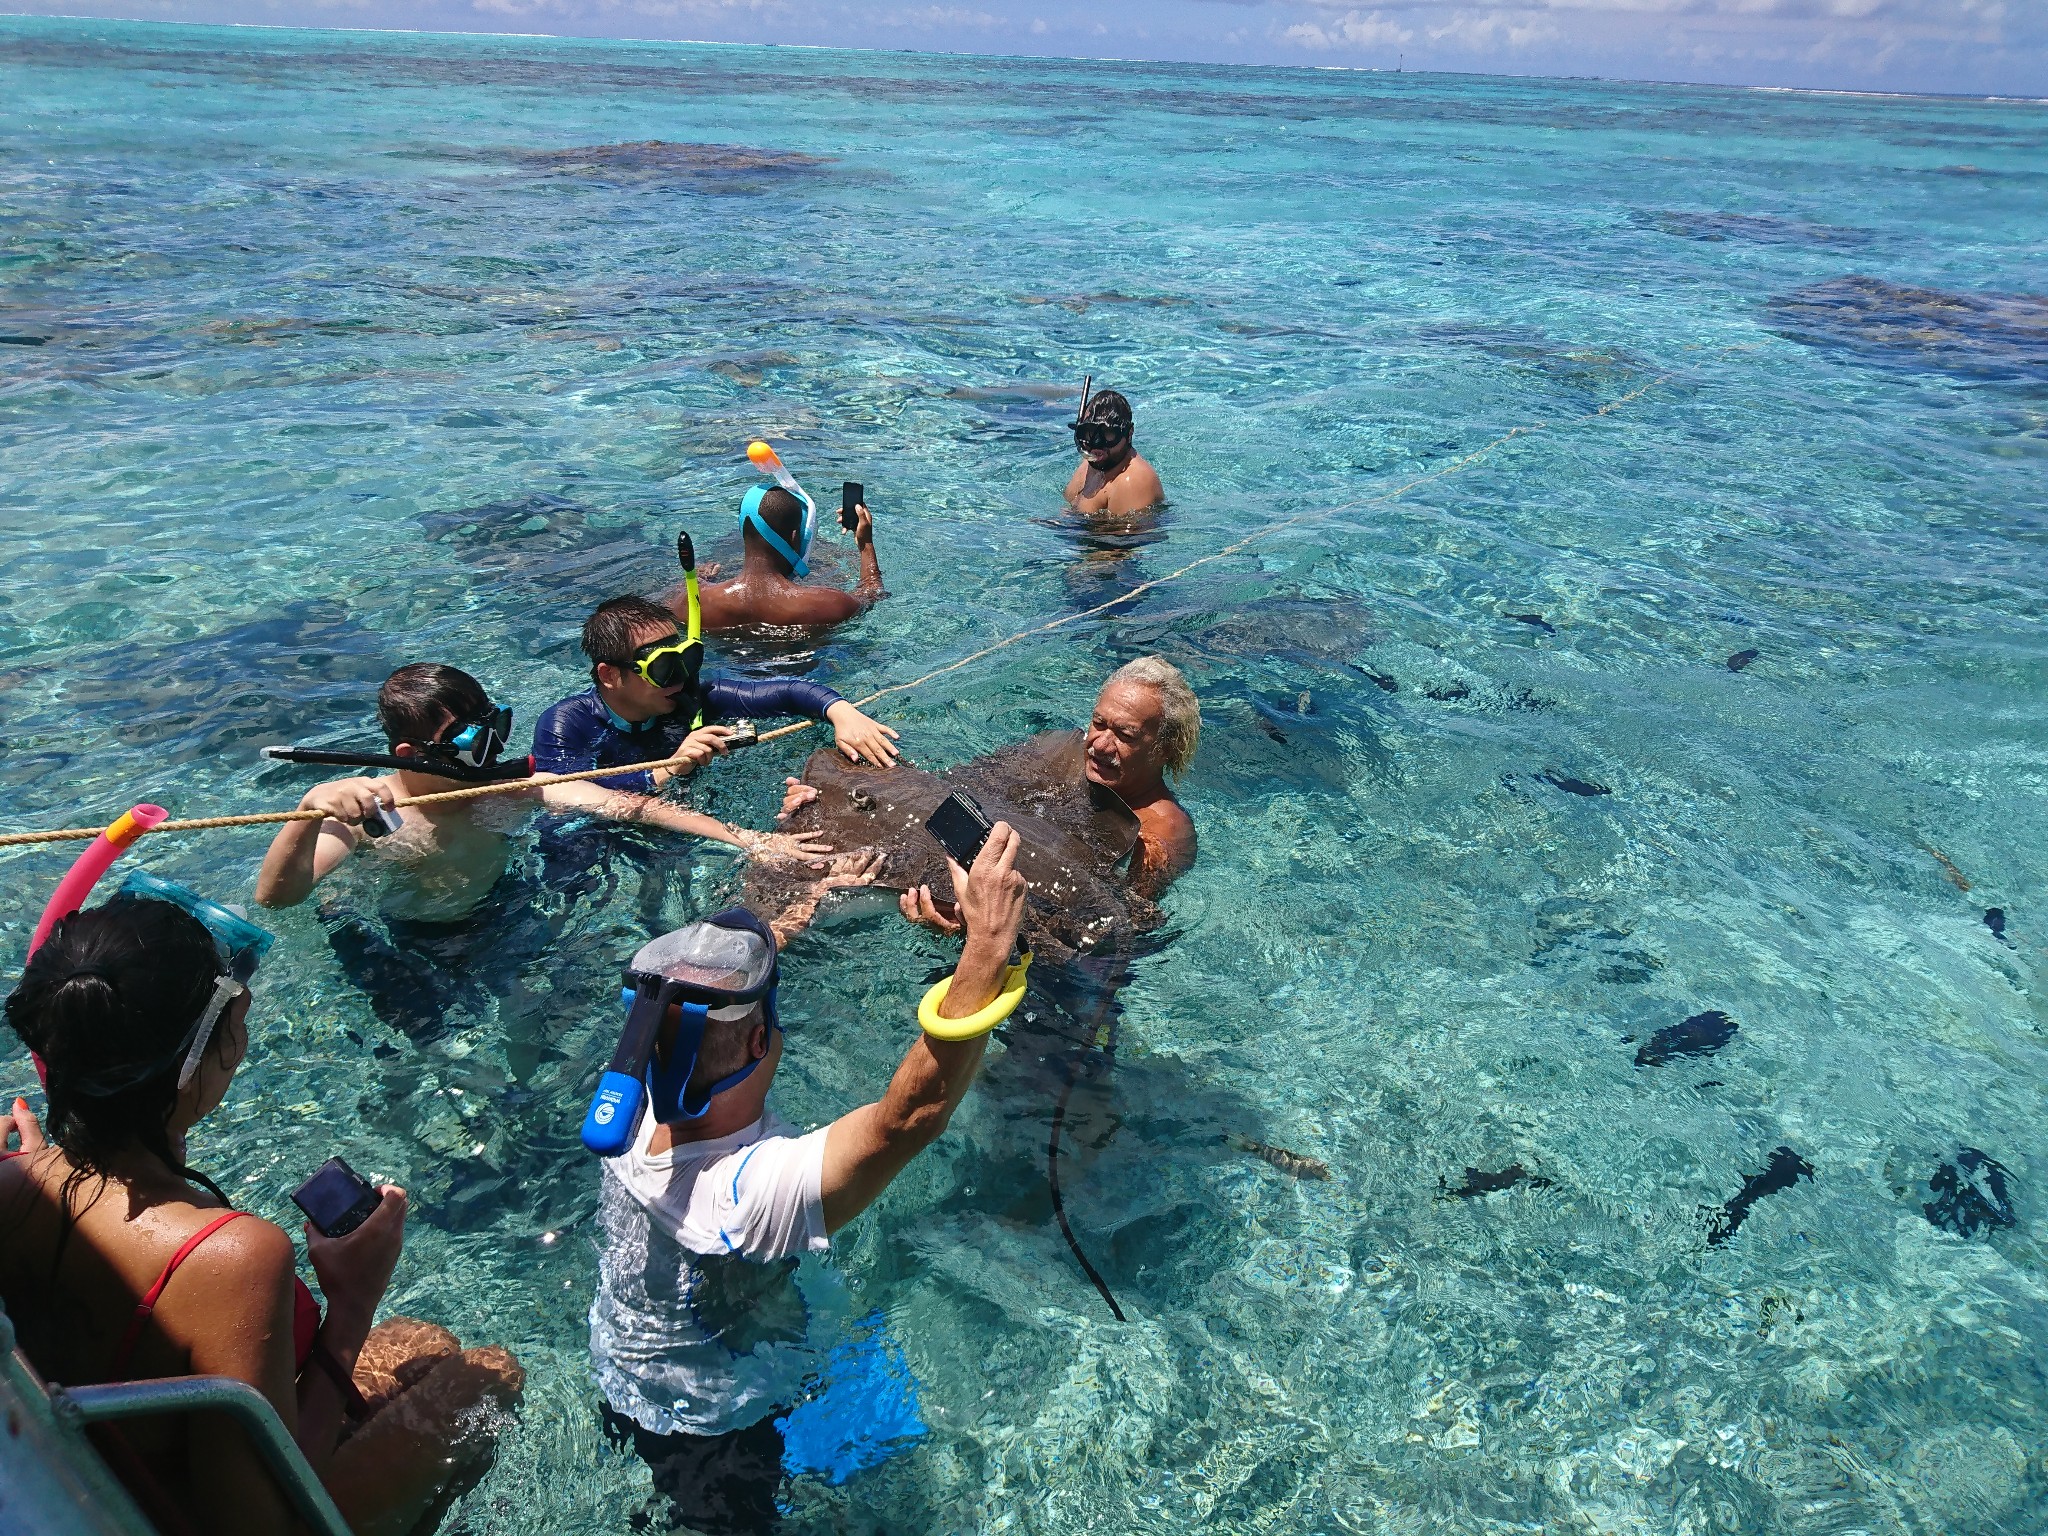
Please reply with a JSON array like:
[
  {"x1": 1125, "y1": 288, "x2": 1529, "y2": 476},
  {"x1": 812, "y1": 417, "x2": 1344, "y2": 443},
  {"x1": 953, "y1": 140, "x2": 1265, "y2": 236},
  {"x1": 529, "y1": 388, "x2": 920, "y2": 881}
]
[{"x1": 4, "y1": 16, "x2": 2046, "y2": 1533}]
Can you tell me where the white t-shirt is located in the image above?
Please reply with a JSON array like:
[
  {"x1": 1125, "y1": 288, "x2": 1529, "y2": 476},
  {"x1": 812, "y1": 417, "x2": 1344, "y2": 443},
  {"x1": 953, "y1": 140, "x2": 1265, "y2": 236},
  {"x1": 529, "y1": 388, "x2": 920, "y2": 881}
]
[{"x1": 589, "y1": 1107, "x2": 832, "y2": 1436}]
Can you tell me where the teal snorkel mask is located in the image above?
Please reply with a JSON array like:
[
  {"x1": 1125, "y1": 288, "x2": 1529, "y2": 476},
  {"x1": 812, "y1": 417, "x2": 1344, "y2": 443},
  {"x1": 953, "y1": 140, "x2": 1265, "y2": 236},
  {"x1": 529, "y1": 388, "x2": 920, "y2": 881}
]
[{"x1": 739, "y1": 483, "x2": 817, "y2": 578}]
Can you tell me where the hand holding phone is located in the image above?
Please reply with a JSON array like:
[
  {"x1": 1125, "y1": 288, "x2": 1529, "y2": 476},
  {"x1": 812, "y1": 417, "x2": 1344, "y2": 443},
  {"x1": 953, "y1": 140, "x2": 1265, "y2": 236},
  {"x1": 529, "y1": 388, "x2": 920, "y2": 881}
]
[
  {"x1": 840, "y1": 481, "x2": 863, "y2": 534},
  {"x1": 925, "y1": 790, "x2": 995, "y2": 870},
  {"x1": 293, "y1": 1156, "x2": 384, "y2": 1238}
]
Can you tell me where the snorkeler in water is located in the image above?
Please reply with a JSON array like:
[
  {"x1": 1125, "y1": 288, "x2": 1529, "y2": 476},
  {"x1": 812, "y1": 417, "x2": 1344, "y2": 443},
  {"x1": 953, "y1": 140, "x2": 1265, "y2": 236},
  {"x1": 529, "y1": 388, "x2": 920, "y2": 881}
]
[
  {"x1": 675, "y1": 483, "x2": 887, "y2": 634},
  {"x1": 1063, "y1": 383, "x2": 1165, "y2": 516},
  {"x1": 258, "y1": 663, "x2": 830, "y2": 923}
]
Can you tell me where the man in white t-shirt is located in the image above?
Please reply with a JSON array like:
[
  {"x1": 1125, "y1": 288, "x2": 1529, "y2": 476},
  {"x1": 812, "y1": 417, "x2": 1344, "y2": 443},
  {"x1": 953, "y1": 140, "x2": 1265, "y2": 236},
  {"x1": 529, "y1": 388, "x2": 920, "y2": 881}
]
[{"x1": 589, "y1": 822, "x2": 1029, "y2": 1533}]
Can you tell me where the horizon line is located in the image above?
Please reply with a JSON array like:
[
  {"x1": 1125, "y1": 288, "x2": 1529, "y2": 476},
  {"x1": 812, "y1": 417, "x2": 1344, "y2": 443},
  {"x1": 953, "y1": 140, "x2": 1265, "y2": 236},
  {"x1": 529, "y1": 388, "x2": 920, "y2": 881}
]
[{"x1": 2, "y1": 8, "x2": 2043, "y2": 107}]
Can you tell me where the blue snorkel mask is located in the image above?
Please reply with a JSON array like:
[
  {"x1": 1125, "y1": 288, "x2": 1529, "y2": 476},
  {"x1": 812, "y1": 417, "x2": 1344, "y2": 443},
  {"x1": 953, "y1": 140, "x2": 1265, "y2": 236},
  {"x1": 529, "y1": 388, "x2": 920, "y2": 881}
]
[
  {"x1": 739, "y1": 483, "x2": 817, "y2": 578},
  {"x1": 580, "y1": 908, "x2": 782, "y2": 1157}
]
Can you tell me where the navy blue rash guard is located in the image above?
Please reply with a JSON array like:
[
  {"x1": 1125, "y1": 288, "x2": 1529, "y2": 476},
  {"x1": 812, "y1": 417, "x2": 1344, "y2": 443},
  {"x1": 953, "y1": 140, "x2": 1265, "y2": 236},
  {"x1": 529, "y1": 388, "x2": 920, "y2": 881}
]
[{"x1": 533, "y1": 676, "x2": 844, "y2": 793}]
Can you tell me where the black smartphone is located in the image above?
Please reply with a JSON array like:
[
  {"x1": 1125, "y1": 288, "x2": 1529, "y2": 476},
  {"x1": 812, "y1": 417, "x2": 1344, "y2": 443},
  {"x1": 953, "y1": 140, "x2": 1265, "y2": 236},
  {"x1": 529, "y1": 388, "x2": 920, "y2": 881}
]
[
  {"x1": 840, "y1": 481, "x2": 863, "y2": 534},
  {"x1": 292, "y1": 1157, "x2": 383, "y2": 1238},
  {"x1": 925, "y1": 790, "x2": 994, "y2": 869}
]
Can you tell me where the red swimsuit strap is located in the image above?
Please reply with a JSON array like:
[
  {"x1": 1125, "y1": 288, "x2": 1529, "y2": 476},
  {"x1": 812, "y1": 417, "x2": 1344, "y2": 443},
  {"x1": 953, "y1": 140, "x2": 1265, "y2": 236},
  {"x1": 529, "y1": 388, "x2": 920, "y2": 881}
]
[{"x1": 108, "y1": 1210, "x2": 247, "y2": 1378}]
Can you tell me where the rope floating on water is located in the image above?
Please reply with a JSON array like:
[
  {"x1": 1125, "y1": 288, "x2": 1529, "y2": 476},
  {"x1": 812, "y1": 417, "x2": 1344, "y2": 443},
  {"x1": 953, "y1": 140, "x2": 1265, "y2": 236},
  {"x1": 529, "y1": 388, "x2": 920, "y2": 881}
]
[{"x1": 0, "y1": 372, "x2": 1670, "y2": 853}]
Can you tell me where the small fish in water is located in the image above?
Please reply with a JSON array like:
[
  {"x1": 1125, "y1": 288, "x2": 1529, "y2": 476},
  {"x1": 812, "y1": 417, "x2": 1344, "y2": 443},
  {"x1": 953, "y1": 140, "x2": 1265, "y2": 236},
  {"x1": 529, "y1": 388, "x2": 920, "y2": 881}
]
[
  {"x1": 1297, "y1": 689, "x2": 1313, "y2": 714},
  {"x1": 1536, "y1": 768, "x2": 1612, "y2": 797},
  {"x1": 1635, "y1": 1010, "x2": 1738, "y2": 1067},
  {"x1": 1984, "y1": 908, "x2": 2013, "y2": 947},
  {"x1": 1424, "y1": 682, "x2": 1471, "y2": 701},
  {"x1": 1358, "y1": 667, "x2": 1398, "y2": 694},
  {"x1": 1921, "y1": 844, "x2": 1971, "y2": 891},
  {"x1": 1924, "y1": 1148, "x2": 2015, "y2": 1237},
  {"x1": 1727, "y1": 648, "x2": 1759, "y2": 672},
  {"x1": 1507, "y1": 613, "x2": 1556, "y2": 635},
  {"x1": 1225, "y1": 1133, "x2": 1330, "y2": 1180},
  {"x1": 1441, "y1": 1164, "x2": 1552, "y2": 1199},
  {"x1": 1259, "y1": 719, "x2": 1289, "y2": 745},
  {"x1": 1706, "y1": 1146, "x2": 1813, "y2": 1246}
]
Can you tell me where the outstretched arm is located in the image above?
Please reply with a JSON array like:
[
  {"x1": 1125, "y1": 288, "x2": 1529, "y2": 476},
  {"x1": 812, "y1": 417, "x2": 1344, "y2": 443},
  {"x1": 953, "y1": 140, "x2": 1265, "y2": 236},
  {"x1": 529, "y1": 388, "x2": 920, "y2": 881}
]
[
  {"x1": 540, "y1": 780, "x2": 830, "y2": 861},
  {"x1": 254, "y1": 779, "x2": 389, "y2": 908},
  {"x1": 851, "y1": 503, "x2": 885, "y2": 603},
  {"x1": 820, "y1": 824, "x2": 1027, "y2": 1232}
]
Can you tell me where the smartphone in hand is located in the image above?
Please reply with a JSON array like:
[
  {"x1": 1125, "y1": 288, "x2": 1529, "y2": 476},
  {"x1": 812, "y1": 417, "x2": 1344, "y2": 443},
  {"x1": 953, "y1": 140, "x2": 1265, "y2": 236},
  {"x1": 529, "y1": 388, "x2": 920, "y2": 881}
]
[
  {"x1": 293, "y1": 1157, "x2": 384, "y2": 1238},
  {"x1": 840, "y1": 481, "x2": 863, "y2": 534},
  {"x1": 925, "y1": 790, "x2": 994, "y2": 869}
]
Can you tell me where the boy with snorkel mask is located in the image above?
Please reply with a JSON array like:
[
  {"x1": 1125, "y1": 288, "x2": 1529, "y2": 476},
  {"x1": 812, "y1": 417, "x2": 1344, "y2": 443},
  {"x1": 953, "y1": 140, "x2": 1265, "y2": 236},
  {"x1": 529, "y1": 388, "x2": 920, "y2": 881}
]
[
  {"x1": 532, "y1": 571, "x2": 899, "y2": 816},
  {"x1": 1063, "y1": 380, "x2": 1165, "y2": 516},
  {"x1": 260, "y1": 661, "x2": 836, "y2": 922}
]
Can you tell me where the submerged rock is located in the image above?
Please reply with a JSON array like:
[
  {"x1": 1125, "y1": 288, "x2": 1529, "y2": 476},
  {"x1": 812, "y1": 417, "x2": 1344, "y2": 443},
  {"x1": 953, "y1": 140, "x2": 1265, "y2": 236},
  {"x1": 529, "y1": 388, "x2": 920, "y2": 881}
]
[
  {"x1": 1769, "y1": 276, "x2": 2048, "y2": 380},
  {"x1": 1636, "y1": 209, "x2": 1867, "y2": 247}
]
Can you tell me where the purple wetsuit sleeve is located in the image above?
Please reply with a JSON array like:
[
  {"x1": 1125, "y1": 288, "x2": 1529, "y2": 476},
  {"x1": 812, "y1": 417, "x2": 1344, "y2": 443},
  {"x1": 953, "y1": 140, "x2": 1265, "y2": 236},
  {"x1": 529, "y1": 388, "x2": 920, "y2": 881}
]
[{"x1": 702, "y1": 676, "x2": 844, "y2": 721}]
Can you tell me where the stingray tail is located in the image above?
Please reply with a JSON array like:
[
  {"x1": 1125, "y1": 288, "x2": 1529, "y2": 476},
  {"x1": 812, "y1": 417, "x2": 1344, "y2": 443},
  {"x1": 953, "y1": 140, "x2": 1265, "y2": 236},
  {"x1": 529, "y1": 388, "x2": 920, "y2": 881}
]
[{"x1": 1046, "y1": 929, "x2": 1130, "y2": 1322}]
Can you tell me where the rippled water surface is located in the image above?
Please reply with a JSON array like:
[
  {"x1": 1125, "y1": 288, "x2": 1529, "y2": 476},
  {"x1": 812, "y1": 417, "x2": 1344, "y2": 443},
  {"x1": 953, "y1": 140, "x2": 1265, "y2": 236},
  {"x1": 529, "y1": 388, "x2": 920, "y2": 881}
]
[{"x1": 4, "y1": 17, "x2": 2046, "y2": 1534}]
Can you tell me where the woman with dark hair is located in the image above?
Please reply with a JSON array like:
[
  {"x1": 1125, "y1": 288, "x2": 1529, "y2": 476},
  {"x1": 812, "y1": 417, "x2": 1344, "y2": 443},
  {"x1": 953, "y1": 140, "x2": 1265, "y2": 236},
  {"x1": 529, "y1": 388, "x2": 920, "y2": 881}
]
[{"x1": 0, "y1": 893, "x2": 523, "y2": 1536}]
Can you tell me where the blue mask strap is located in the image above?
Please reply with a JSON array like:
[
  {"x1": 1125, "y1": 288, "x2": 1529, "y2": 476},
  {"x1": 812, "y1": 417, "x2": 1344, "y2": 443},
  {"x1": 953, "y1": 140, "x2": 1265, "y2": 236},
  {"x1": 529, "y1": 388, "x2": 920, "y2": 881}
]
[
  {"x1": 740, "y1": 484, "x2": 812, "y2": 578},
  {"x1": 646, "y1": 1001, "x2": 710, "y2": 1122},
  {"x1": 651, "y1": 984, "x2": 783, "y2": 1120}
]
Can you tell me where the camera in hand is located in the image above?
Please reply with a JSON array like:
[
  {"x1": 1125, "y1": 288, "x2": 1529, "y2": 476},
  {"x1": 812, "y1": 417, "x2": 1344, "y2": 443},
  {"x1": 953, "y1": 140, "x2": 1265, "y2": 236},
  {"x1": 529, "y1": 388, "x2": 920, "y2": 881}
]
[
  {"x1": 840, "y1": 481, "x2": 863, "y2": 534},
  {"x1": 924, "y1": 790, "x2": 994, "y2": 868},
  {"x1": 293, "y1": 1156, "x2": 383, "y2": 1237}
]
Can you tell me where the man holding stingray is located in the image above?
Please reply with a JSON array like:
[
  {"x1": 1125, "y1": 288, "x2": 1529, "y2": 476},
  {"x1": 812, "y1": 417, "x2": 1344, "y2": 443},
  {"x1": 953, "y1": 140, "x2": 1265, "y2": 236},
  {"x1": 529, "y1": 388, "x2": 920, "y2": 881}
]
[{"x1": 751, "y1": 656, "x2": 1199, "y2": 951}]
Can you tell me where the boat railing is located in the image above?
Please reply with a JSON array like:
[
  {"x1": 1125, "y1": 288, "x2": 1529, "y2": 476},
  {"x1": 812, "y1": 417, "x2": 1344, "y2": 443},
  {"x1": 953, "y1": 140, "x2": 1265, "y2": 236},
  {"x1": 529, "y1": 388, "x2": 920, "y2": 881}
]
[{"x1": 0, "y1": 1299, "x2": 352, "y2": 1536}]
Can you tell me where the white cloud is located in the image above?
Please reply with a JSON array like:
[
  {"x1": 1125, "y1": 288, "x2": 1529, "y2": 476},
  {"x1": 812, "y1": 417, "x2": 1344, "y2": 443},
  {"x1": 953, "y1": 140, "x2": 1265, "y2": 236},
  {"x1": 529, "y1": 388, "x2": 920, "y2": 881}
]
[{"x1": 1283, "y1": 8, "x2": 1412, "y2": 47}]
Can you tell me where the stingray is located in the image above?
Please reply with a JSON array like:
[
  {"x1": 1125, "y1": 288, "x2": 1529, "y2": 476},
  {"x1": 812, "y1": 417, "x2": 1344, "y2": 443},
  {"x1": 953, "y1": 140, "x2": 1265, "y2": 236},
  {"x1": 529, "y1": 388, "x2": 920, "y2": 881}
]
[
  {"x1": 746, "y1": 730, "x2": 1161, "y2": 1321},
  {"x1": 745, "y1": 730, "x2": 1156, "y2": 962}
]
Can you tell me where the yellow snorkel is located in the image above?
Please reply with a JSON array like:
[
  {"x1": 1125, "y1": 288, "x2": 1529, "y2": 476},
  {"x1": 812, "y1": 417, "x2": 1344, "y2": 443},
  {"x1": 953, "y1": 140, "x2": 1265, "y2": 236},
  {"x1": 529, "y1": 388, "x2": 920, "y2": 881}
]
[{"x1": 675, "y1": 532, "x2": 702, "y2": 644}]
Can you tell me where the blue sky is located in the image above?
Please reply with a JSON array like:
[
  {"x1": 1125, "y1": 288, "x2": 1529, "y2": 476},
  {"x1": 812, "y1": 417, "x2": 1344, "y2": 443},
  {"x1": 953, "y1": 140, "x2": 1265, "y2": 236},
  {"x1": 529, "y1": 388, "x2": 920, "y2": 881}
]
[{"x1": 11, "y1": 0, "x2": 2044, "y2": 96}]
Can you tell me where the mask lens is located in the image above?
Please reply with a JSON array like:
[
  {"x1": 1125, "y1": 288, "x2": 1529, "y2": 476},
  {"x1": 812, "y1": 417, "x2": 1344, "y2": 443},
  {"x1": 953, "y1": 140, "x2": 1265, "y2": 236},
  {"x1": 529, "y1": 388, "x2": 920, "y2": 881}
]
[
  {"x1": 633, "y1": 640, "x2": 696, "y2": 692},
  {"x1": 1074, "y1": 421, "x2": 1121, "y2": 452}
]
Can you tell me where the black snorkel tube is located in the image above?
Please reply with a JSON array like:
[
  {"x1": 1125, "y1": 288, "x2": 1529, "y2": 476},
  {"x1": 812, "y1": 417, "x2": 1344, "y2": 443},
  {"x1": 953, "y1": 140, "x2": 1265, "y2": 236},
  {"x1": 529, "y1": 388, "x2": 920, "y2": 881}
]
[{"x1": 259, "y1": 745, "x2": 540, "y2": 784}]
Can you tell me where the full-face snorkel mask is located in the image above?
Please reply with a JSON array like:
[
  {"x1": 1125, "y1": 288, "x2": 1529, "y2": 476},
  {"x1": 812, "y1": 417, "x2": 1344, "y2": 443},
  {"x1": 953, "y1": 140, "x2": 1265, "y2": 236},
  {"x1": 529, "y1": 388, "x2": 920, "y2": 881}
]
[
  {"x1": 64, "y1": 872, "x2": 278, "y2": 1097},
  {"x1": 740, "y1": 440, "x2": 819, "y2": 578},
  {"x1": 739, "y1": 483, "x2": 817, "y2": 578},
  {"x1": 580, "y1": 907, "x2": 781, "y2": 1157}
]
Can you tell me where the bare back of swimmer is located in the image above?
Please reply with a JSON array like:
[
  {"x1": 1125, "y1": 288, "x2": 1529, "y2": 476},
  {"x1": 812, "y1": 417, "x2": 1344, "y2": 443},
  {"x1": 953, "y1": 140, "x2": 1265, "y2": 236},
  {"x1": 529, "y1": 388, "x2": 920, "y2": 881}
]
[{"x1": 676, "y1": 487, "x2": 887, "y2": 634}]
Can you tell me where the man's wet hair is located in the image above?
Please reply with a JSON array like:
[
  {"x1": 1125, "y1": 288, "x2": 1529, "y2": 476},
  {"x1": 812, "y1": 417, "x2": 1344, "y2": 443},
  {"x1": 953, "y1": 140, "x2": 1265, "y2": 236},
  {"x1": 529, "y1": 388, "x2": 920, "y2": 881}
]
[
  {"x1": 1104, "y1": 655, "x2": 1200, "y2": 776},
  {"x1": 378, "y1": 663, "x2": 492, "y2": 749},
  {"x1": 1080, "y1": 388, "x2": 1134, "y2": 435},
  {"x1": 583, "y1": 595, "x2": 678, "y2": 676},
  {"x1": 745, "y1": 487, "x2": 808, "y2": 572}
]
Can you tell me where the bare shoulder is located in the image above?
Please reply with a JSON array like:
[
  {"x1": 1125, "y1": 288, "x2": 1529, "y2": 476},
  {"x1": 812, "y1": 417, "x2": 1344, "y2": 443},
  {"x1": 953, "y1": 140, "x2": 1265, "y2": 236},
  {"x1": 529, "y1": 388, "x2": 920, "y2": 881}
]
[
  {"x1": 1150, "y1": 795, "x2": 1196, "y2": 851},
  {"x1": 185, "y1": 1211, "x2": 297, "y2": 1289},
  {"x1": 1120, "y1": 455, "x2": 1166, "y2": 509}
]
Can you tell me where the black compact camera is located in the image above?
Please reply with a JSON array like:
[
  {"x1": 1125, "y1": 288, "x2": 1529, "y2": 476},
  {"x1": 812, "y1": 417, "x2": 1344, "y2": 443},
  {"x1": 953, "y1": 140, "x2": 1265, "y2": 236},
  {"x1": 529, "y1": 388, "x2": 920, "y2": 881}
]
[
  {"x1": 925, "y1": 790, "x2": 995, "y2": 868},
  {"x1": 292, "y1": 1157, "x2": 383, "y2": 1238}
]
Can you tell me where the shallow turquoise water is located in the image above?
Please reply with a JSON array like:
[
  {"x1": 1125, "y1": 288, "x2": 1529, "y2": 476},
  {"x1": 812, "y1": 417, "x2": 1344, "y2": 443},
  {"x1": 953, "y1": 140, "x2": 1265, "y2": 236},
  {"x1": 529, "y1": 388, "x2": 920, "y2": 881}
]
[{"x1": 4, "y1": 16, "x2": 2047, "y2": 1533}]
